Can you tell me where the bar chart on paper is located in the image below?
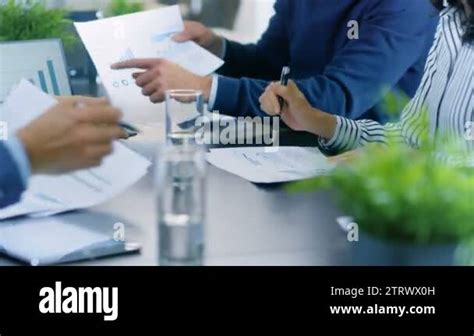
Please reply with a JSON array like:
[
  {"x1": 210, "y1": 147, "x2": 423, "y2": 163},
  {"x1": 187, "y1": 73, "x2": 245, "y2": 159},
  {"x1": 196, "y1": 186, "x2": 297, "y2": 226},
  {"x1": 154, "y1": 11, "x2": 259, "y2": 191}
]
[{"x1": 0, "y1": 39, "x2": 71, "y2": 102}]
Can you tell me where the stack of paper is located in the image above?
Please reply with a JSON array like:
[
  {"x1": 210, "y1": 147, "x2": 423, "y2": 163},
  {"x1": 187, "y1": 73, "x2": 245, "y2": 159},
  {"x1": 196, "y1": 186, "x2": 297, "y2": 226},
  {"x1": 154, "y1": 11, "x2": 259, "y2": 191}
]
[
  {"x1": 74, "y1": 6, "x2": 224, "y2": 123},
  {"x1": 206, "y1": 147, "x2": 335, "y2": 183},
  {"x1": 0, "y1": 80, "x2": 151, "y2": 220}
]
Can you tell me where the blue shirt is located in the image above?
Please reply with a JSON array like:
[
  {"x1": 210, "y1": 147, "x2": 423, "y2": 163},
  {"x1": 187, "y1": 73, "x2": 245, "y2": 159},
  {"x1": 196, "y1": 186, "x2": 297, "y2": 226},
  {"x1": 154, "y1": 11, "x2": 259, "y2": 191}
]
[
  {"x1": 209, "y1": 0, "x2": 439, "y2": 122},
  {"x1": 5, "y1": 136, "x2": 30, "y2": 184},
  {"x1": 0, "y1": 137, "x2": 29, "y2": 208}
]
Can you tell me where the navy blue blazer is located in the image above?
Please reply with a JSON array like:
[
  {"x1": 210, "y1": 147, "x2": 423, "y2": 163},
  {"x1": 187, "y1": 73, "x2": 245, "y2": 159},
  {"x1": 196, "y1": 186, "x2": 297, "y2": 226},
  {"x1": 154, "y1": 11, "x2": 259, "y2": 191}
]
[
  {"x1": 214, "y1": 0, "x2": 439, "y2": 122},
  {"x1": 0, "y1": 143, "x2": 26, "y2": 208}
]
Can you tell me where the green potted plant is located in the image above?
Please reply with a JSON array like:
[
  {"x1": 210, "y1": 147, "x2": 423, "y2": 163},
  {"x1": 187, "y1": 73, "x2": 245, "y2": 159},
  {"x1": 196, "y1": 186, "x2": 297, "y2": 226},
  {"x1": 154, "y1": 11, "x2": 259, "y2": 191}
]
[
  {"x1": 290, "y1": 94, "x2": 474, "y2": 266},
  {"x1": 300, "y1": 143, "x2": 474, "y2": 265},
  {"x1": 106, "y1": 0, "x2": 144, "y2": 17},
  {"x1": 0, "y1": 0, "x2": 77, "y2": 48}
]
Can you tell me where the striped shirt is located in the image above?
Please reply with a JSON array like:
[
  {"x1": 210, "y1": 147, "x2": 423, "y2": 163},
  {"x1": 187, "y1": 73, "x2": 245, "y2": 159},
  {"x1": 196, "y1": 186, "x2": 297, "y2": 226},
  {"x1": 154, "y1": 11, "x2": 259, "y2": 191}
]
[{"x1": 319, "y1": 7, "x2": 473, "y2": 163}]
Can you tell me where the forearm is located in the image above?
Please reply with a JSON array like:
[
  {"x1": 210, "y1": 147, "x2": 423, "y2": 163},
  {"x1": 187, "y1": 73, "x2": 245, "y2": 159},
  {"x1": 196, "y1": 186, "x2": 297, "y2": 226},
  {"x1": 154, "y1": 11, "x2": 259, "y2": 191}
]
[
  {"x1": 212, "y1": 76, "x2": 269, "y2": 117},
  {"x1": 306, "y1": 110, "x2": 338, "y2": 140}
]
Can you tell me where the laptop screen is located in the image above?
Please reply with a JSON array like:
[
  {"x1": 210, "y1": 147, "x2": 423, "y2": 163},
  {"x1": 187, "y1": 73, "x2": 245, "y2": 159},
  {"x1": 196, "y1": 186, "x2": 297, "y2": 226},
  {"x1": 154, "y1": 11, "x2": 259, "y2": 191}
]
[{"x1": 0, "y1": 39, "x2": 72, "y2": 103}]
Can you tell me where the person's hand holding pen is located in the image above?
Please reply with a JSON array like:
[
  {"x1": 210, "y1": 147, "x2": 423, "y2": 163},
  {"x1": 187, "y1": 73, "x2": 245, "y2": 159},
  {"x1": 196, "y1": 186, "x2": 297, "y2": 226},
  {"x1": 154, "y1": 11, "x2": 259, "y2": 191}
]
[
  {"x1": 57, "y1": 96, "x2": 138, "y2": 138},
  {"x1": 259, "y1": 80, "x2": 338, "y2": 140},
  {"x1": 18, "y1": 97, "x2": 127, "y2": 174}
]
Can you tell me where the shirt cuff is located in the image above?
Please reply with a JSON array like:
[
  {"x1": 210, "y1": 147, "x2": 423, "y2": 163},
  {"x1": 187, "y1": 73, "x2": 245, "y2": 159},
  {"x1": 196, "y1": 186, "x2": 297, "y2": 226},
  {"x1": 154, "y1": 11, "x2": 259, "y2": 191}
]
[
  {"x1": 220, "y1": 38, "x2": 227, "y2": 59},
  {"x1": 207, "y1": 75, "x2": 220, "y2": 112},
  {"x1": 318, "y1": 116, "x2": 345, "y2": 150},
  {"x1": 4, "y1": 135, "x2": 30, "y2": 186},
  {"x1": 318, "y1": 116, "x2": 359, "y2": 152}
]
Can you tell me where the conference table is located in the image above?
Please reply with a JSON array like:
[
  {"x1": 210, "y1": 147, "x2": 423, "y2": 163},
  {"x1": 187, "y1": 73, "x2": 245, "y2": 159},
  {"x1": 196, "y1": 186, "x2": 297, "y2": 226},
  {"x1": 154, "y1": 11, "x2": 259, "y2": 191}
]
[{"x1": 0, "y1": 126, "x2": 352, "y2": 266}]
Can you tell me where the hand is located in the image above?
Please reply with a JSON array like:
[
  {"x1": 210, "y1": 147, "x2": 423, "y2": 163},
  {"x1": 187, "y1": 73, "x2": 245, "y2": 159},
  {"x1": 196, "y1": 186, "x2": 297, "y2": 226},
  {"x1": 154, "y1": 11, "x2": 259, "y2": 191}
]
[
  {"x1": 259, "y1": 81, "x2": 317, "y2": 132},
  {"x1": 55, "y1": 97, "x2": 129, "y2": 141},
  {"x1": 17, "y1": 98, "x2": 127, "y2": 175},
  {"x1": 111, "y1": 58, "x2": 212, "y2": 103},
  {"x1": 259, "y1": 81, "x2": 337, "y2": 139},
  {"x1": 172, "y1": 21, "x2": 224, "y2": 57},
  {"x1": 55, "y1": 95, "x2": 109, "y2": 106}
]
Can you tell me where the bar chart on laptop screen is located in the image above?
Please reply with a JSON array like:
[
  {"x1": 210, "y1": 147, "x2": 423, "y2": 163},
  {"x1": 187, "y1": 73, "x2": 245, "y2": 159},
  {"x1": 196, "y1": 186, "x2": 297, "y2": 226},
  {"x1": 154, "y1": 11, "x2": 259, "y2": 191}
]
[{"x1": 0, "y1": 39, "x2": 71, "y2": 102}]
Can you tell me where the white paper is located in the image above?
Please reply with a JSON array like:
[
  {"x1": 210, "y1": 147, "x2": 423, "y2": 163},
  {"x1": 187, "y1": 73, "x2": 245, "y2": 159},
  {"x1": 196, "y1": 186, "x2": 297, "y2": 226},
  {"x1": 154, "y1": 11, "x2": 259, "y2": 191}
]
[
  {"x1": 206, "y1": 147, "x2": 335, "y2": 183},
  {"x1": 0, "y1": 80, "x2": 151, "y2": 220},
  {"x1": 74, "y1": 6, "x2": 224, "y2": 123},
  {"x1": 0, "y1": 79, "x2": 57, "y2": 133}
]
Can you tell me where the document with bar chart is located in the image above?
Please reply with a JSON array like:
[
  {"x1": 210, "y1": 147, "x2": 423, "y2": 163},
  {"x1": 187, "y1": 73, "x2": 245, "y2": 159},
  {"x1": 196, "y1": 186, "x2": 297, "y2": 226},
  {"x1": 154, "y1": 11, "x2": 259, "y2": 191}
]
[
  {"x1": 75, "y1": 6, "x2": 224, "y2": 124},
  {"x1": 0, "y1": 39, "x2": 71, "y2": 103}
]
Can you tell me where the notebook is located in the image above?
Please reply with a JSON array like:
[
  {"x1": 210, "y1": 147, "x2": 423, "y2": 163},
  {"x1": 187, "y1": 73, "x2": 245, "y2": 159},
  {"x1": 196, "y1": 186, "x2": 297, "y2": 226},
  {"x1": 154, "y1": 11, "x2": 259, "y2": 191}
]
[{"x1": 0, "y1": 216, "x2": 141, "y2": 266}]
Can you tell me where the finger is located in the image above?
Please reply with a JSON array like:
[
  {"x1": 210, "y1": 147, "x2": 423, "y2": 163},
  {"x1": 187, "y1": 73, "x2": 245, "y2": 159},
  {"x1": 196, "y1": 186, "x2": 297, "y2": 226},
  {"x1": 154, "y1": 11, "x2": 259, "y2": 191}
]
[
  {"x1": 269, "y1": 91, "x2": 282, "y2": 115},
  {"x1": 76, "y1": 125, "x2": 122, "y2": 144},
  {"x1": 259, "y1": 92, "x2": 280, "y2": 116},
  {"x1": 172, "y1": 31, "x2": 191, "y2": 43},
  {"x1": 264, "y1": 87, "x2": 283, "y2": 114},
  {"x1": 272, "y1": 80, "x2": 300, "y2": 100},
  {"x1": 111, "y1": 58, "x2": 160, "y2": 70},
  {"x1": 132, "y1": 72, "x2": 146, "y2": 79},
  {"x1": 58, "y1": 96, "x2": 109, "y2": 108},
  {"x1": 135, "y1": 70, "x2": 159, "y2": 87},
  {"x1": 85, "y1": 144, "x2": 114, "y2": 161},
  {"x1": 172, "y1": 21, "x2": 197, "y2": 42},
  {"x1": 77, "y1": 106, "x2": 122, "y2": 124},
  {"x1": 102, "y1": 125, "x2": 128, "y2": 141},
  {"x1": 287, "y1": 80, "x2": 302, "y2": 96},
  {"x1": 149, "y1": 91, "x2": 165, "y2": 104},
  {"x1": 142, "y1": 82, "x2": 158, "y2": 96},
  {"x1": 91, "y1": 143, "x2": 113, "y2": 157},
  {"x1": 75, "y1": 96, "x2": 109, "y2": 108},
  {"x1": 270, "y1": 83, "x2": 292, "y2": 101}
]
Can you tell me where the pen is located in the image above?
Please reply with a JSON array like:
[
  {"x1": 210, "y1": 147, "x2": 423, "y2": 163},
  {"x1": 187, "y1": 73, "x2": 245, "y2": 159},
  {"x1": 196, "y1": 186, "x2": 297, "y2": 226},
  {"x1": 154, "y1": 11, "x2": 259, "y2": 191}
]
[
  {"x1": 278, "y1": 66, "x2": 291, "y2": 111},
  {"x1": 75, "y1": 101, "x2": 140, "y2": 138},
  {"x1": 119, "y1": 122, "x2": 140, "y2": 138}
]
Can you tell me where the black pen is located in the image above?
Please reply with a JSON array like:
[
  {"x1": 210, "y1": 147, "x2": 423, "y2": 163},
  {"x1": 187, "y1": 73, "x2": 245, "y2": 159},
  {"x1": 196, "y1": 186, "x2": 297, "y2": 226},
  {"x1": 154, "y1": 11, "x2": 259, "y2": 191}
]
[
  {"x1": 74, "y1": 101, "x2": 140, "y2": 138},
  {"x1": 278, "y1": 66, "x2": 291, "y2": 111},
  {"x1": 119, "y1": 122, "x2": 140, "y2": 138}
]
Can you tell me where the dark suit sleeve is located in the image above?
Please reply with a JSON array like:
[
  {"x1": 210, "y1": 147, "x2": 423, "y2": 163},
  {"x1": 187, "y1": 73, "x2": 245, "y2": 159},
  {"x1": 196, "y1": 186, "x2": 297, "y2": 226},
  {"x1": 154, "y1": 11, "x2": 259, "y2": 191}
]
[
  {"x1": 0, "y1": 143, "x2": 26, "y2": 209},
  {"x1": 294, "y1": 1, "x2": 437, "y2": 120},
  {"x1": 217, "y1": 0, "x2": 289, "y2": 80},
  {"x1": 213, "y1": 0, "x2": 437, "y2": 119}
]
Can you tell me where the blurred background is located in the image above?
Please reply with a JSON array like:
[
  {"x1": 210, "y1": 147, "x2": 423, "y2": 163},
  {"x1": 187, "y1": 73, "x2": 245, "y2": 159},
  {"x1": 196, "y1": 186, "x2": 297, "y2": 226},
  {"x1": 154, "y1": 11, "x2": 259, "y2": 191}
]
[
  {"x1": 0, "y1": 0, "x2": 276, "y2": 94},
  {"x1": 39, "y1": 0, "x2": 275, "y2": 39}
]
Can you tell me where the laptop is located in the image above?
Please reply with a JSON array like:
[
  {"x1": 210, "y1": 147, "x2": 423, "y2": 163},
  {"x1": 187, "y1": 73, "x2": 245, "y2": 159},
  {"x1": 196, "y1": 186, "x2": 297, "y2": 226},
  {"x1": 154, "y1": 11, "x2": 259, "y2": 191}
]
[{"x1": 0, "y1": 38, "x2": 72, "y2": 103}]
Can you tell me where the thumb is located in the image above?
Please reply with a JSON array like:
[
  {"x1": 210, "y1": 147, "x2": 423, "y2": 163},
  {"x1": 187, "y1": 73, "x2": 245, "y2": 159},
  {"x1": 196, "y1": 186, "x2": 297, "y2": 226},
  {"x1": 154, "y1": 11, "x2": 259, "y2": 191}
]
[
  {"x1": 287, "y1": 80, "x2": 299, "y2": 92},
  {"x1": 272, "y1": 80, "x2": 300, "y2": 102},
  {"x1": 172, "y1": 21, "x2": 197, "y2": 42},
  {"x1": 271, "y1": 83, "x2": 291, "y2": 101},
  {"x1": 172, "y1": 31, "x2": 192, "y2": 43}
]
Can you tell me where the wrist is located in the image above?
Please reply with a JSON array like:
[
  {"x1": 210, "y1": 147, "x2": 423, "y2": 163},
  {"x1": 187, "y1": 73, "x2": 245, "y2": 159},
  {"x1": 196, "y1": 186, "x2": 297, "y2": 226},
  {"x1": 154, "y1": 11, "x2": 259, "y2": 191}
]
[
  {"x1": 307, "y1": 109, "x2": 337, "y2": 139},
  {"x1": 207, "y1": 34, "x2": 224, "y2": 57},
  {"x1": 17, "y1": 128, "x2": 39, "y2": 174},
  {"x1": 198, "y1": 76, "x2": 213, "y2": 102}
]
